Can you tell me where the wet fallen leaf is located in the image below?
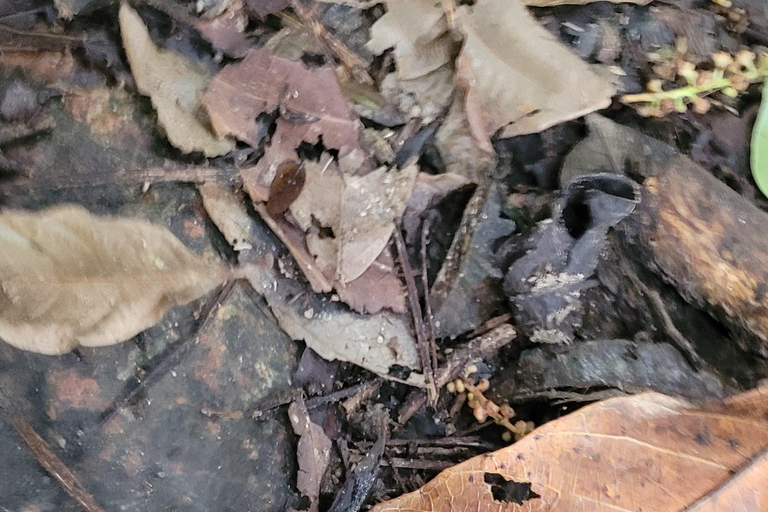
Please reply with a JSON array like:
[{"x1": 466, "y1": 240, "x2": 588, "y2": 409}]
[
  {"x1": 454, "y1": 0, "x2": 615, "y2": 139},
  {"x1": 372, "y1": 385, "x2": 768, "y2": 511},
  {"x1": 202, "y1": 48, "x2": 362, "y2": 153},
  {"x1": 431, "y1": 184, "x2": 515, "y2": 339},
  {"x1": 243, "y1": 261, "x2": 422, "y2": 384},
  {"x1": 119, "y1": 3, "x2": 234, "y2": 157},
  {"x1": 0, "y1": 204, "x2": 228, "y2": 355},
  {"x1": 289, "y1": 396, "x2": 331, "y2": 512}
]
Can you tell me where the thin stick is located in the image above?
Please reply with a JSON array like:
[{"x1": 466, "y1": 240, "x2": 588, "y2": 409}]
[
  {"x1": 12, "y1": 418, "x2": 106, "y2": 512},
  {"x1": 97, "y1": 281, "x2": 236, "y2": 428},
  {"x1": 420, "y1": 218, "x2": 439, "y2": 372},
  {"x1": 393, "y1": 225, "x2": 437, "y2": 404}
]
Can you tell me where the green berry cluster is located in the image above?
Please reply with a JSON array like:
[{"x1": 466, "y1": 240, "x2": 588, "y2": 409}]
[{"x1": 622, "y1": 50, "x2": 768, "y2": 117}]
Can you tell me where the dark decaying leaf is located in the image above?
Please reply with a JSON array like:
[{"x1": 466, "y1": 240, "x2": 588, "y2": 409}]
[
  {"x1": 289, "y1": 396, "x2": 332, "y2": 512},
  {"x1": 430, "y1": 184, "x2": 515, "y2": 339}
]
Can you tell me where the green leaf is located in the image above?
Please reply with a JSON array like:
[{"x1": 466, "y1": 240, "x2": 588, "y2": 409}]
[{"x1": 751, "y1": 84, "x2": 768, "y2": 198}]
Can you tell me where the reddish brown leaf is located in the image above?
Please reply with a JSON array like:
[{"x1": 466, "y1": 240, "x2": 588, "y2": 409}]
[
  {"x1": 267, "y1": 161, "x2": 306, "y2": 216},
  {"x1": 371, "y1": 386, "x2": 768, "y2": 512}
]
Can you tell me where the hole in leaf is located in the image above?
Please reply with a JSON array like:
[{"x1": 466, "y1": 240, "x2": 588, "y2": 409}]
[
  {"x1": 483, "y1": 473, "x2": 540, "y2": 505},
  {"x1": 562, "y1": 197, "x2": 591, "y2": 239},
  {"x1": 301, "y1": 52, "x2": 326, "y2": 67}
]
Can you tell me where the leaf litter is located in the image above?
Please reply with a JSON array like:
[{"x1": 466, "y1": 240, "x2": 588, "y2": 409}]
[{"x1": 7, "y1": 0, "x2": 768, "y2": 510}]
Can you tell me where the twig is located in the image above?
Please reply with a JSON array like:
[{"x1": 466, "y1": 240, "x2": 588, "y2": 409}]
[
  {"x1": 11, "y1": 417, "x2": 106, "y2": 512},
  {"x1": 420, "y1": 218, "x2": 438, "y2": 372},
  {"x1": 285, "y1": 0, "x2": 372, "y2": 84},
  {"x1": 620, "y1": 258, "x2": 706, "y2": 370},
  {"x1": 380, "y1": 458, "x2": 454, "y2": 471},
  {"x1": 393, "y1": 225, "x2": 437, "y2": 404},
  {"x1": 97, "y1": 281, "x2": 236, "y2": 428}
]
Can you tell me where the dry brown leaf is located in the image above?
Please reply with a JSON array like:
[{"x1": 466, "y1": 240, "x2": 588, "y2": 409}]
[
  {"x1": 261, "y1": 154, "x2": 416, "y2": 313},
  {"x1": 0, "y1": 205, "x2": 228, "y2": 355},
  {"x1": 202, "y1": 48, "x2": 362, "y2": 151},
  {"x1": 371, "y1": 386, "x2": 768, "y2": 511},
  {"x1": 522, "y1": 0, "x2": 649, "y2": 5},
  {"x1": 455, "y1": 0, "x2": 615, "y2": 139},
  {"x1": 289, "y1": 396, "x2": 331, "y2": 512},
  {"x1": 119, "y1": 3, "x2": 234, "y2": 157}
]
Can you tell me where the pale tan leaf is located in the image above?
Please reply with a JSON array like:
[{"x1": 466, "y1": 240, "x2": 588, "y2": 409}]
[
  {"x1": 243, "y1": 262, "x2": 421, "y2": 382},
  {"x1": 435, "y1": 93, "x2": 495, "y2": 183},
  {"x1": 380, "y1": 65, "x2": 455, "y2": 124},
  {"x1": 366, "y1": 0, "x2": 454, "y2": 81},
  {"x1": 199, "y1": 182, "x2": 254, "y2": 251},
  {"x1": 0, "y1": 205, "x2": 228, "y2": 355},
  {"x1": 119, "y1": 3, "x2": 234, "y2": 157},
  {"x1": 455, "y1": 0, "x2": 615, "y2": 138},
  {"x1": 339, "y1": 162, "x2": 418, "y2": 283},
  {"x1": 289, "y1": 396, "x2": 331, "y2": 512}
]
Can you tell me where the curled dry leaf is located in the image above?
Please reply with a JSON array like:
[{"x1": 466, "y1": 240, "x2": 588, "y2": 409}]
[
  {"x1": 454, "y1": 0, "x2": 615, "y2": 139},
  {"x1": 0, "y1": 205, "x2": 228, "y2": 355},
  {"x1": 372, "y1": 385, "x2": 768, "y2": 511},
  {"x1": 252, "y1": 153, "x2": 416, "y2": 314},
  {"x1": 119, "y1": 3, "x2": 234, "y2": 157},
  {"x1": 289, "y1": 396, "x2": 332, "y2": 512},
  {"x1": 367, "y1": 0, "x2": 456, "y2": 123}
]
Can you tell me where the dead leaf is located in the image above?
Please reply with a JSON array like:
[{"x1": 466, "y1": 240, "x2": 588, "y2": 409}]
[
  {"x1": 368, "y1": 0, "x2": 456, "y2": 123},
  {"x1": 0, "y1": 204, "x2": 228, "y2": 355},
  {"x1": 243, "y1": 262, "x2": 422, "y2": 384},
  {"x1": 119, "y1": 3, "x2": 234, "y2": 157},
  {"x1": 251, "y1": 153, "x2": 415, "y2": 313},
  {"x1": 202, "y1": 48, "x2": 362, "y2": 151},
  {"x1": 454, "y1": 0, "x2": 615, "y2": 139},
  {"x1": 199, "y1": 182, "x2": 254, "y2": 252},
  {"x1": 435, "y1": 93, "x2": 495, "y2": 183},
  {"x1": 267, "y1": 161, "x2": 306, "y2": 216},
  {"x1": 194, "y1": 8, "x2": 252, "y2": 59},
  {"x1": 289, "y1": 396, "x2": 331, "y2": 512},
  {"x1": 371, "y1": 385, "x2": 768, "y2": 511},
  {"x1": 366, "y1": 0, "x2": 453, "y2": 81},
  {"x1": 431, "y1": 184, "x2": 515, "y2": 339}
]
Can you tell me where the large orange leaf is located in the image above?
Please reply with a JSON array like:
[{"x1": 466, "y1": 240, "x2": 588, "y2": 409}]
[{"x1": 371, "y1": 387, "x2": 768, "y2": 511}]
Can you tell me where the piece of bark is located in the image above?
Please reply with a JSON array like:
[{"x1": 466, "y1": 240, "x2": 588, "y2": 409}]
[{"x1": 618, "y1": 155, "x2": 768, "y2": 356}]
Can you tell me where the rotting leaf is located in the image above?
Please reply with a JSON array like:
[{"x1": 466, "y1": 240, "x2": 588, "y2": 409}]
[
  {"x1": 367, "y1": 0, "x2": 457, "y2": 123},
  {"x1": 119, "y1": 3, "x2": 234, "y2": 157},
  {"x1": 371, "y1": 385, "x2": 768, "y2": 511},
  {"x1": 0, "y1": 204, "x2": 228, "y2": 355},
  {"x1": 202, "y1": 48, "x2": 363, "y2": 163},
  {"x1": 430, "y1": 184, "x2": 515, "y2": 339},
  {"x1": 289, "y1": 395, "x2": 331, "y2": 512},
  {"x1": 242, "y1": 261, "x2": 422, "y2": 385},
  {"x1": 454, "y1": 0, "x2": 615, "y2": 139}
]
